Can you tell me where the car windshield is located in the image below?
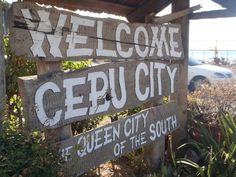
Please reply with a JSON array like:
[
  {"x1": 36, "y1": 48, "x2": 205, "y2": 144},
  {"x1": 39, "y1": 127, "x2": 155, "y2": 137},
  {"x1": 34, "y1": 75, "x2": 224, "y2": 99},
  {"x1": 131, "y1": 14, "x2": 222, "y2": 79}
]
[{"x1": 188, "y1": 58, "x2": 203, "y2": 66}]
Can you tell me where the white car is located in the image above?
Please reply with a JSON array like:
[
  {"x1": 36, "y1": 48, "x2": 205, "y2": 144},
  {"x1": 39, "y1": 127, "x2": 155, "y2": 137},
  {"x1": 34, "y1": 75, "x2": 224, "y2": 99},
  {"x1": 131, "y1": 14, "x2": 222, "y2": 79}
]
[{"x1": 188, "y1": 57, "x2": 233, "y2": 91}]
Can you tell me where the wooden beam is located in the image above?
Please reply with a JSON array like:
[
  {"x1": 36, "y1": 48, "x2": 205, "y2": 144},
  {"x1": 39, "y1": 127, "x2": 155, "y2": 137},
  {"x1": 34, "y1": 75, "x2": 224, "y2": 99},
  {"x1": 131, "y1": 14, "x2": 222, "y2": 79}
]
[
  {"x1": 18, "y1": 60, "x2": 179, "y2": 131},
  {"x1": 127, "y1": 0, "x2": 172, "y2": 23},
  {"x1": 23, "y1": 0, "x2": 133, "y2": 16},
  {"x1": 153, "y1": 4, "x2": 201, "y2": 24},
  {"x1": 171, "y1": 0, "x2": 189, "y2": 149},
  {"x1": 190, "y1": 9, "x2": 236, "y2": 20}
]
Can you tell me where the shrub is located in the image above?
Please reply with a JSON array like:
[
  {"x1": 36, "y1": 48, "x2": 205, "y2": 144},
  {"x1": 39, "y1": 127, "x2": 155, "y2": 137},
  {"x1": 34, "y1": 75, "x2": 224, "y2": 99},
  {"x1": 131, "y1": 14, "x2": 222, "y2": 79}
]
[
  {"x1": 188, "y1": 81, "x2": 236, "y2": 121},
  {"x1": 178, "y1": 111, "x2": 236, "y2": 177},
  {"x1": 179, "y1": 81, "x2": 236, "y2": 177},
  {"x1": 0, "y1": 117, "x2": 64, "y2": 177}
]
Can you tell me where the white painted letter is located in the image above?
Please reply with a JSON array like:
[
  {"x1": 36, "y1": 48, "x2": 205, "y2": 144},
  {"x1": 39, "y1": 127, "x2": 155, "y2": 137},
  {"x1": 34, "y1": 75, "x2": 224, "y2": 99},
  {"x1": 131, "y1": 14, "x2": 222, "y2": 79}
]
[
  {"x1": 94, "y1": 129, "x2": 103, "y2": 150},
  {"x1": 149, "y1": 26, "x2": 170, "y2": 57},
  {"x1": 154, "y1": 63, "x2": 166, "y2": 95},
  {"x1": 109, "y1": 67, "x2": 127, "y2": 109},
  {"x1": 149, "y1": 124, "x2": 156, "y2": 141},
  {"x1": 96, "y1": 21, "x2": 117, "y2": 57},
  {"x1": 116, "y1": 23, "x2": 133, "y2": 58},
  {"x1": 66, "y1": 16, "x2": 95, "y2": 57},
  {"x1": 124, "y1": 118, "x2": 132, "y2": 137},
  {"x1": 149, "y1": 62, "x2": 154, "y2": 97},
  {"x1": 35, "y1": 82, "x2": 62, "y2": 126},
  {"x1": 21, "y1": 9, "x2": 46, "y2": 57},
  {"x1": 77, "y1": 136, "x2": 87, "y2": 157},
  {"x1": 135, "y1": 63, "x2": 149, "y2": 101},
  {"x1": 167, "y1": 66, "x2": 177, "y2": 93},
  {"x1": 63, "y1": 78, "x2": 88, "y2": 120},
  {"x1": 169, "y1": 27, "x2": 182, "y2": 58},
  {"x1": 88, "y1": 71, "x2": 110, "y2": 114},
  {"x1": 134, "y1": 26, "x2": 149, "y2": 58},
  {"x1": 47, "y1": 14, "x2": 67, "y2": 57},
  {"x1": 104, "y1": 126, "x2": 113, "y2": 145},
  {"x1": 172, "y1": 115, "x2": 178, "y2": 128}
]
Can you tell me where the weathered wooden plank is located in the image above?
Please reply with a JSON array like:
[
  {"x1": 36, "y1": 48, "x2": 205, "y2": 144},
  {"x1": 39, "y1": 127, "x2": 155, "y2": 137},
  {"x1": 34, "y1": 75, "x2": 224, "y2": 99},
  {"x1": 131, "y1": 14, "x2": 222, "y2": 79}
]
[
  {"x1": 153, "y1": 5, "x2": 201, "y2": 24},
  {"x1": 18, "y1": 61, "x2": 179, "y2": 131},
  {"x1": 171, "y1": 0, "x2": 189, "y2": 149},
  {"x1": 9, "y1": 2, "x2": 184, "y2": 61},
  {"x1": 59, "y1": 102, "x2": 179, "y2": 176}
]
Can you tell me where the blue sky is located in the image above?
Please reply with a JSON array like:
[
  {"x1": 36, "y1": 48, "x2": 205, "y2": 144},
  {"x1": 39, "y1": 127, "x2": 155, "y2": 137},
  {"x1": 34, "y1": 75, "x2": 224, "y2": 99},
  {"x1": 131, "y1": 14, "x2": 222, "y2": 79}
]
[{"x1": 5, "y1": 0, "x2": 236, "y2": 50}]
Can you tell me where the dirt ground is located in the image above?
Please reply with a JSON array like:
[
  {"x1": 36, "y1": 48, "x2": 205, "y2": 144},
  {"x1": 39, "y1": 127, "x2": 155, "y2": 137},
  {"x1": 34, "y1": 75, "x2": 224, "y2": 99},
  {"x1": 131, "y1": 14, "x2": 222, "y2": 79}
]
[{"x1": 80, "y1": 156, "x2": 151, "y2": 177}]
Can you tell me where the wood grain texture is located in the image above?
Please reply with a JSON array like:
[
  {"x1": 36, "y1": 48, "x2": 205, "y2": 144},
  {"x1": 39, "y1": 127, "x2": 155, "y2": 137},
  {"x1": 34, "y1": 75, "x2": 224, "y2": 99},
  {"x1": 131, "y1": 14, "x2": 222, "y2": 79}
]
[
  {"x1": 9, "y1": 2, "x2": 184, "y2": 61},
  {"x1": 18, "y1": 61, "x2": 179, "y2": 131},
  {"x1": 59, "y1": 102, "x2": 179, "y2": 176},
  {"x1": 171, "y1": 0, "x2": 189, "y2": 149}
]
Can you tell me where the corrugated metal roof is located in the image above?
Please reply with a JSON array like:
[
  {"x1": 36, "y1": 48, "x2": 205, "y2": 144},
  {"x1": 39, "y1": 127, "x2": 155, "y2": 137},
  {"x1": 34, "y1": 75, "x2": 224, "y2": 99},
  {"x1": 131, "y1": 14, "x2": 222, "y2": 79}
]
[
  {"x1": 22, "y1": 0, "x2": 146, "y2": 15},
  {"x1": 212, "y1": 0, "x2": 236, "y2": 9}
]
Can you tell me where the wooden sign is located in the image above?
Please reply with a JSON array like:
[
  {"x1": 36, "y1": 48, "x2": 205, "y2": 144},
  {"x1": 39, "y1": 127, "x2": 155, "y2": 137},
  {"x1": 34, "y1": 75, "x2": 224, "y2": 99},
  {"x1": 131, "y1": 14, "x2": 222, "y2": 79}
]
[
  {"x1": 18, "y1": 61, "x2": 179, "y2": 131},
  {"x1": 59, "y1": 102, "x2": 178, "y2": 176},
  {"x1": 10, "y1": 2, "x2": 184, "y2": 61}
]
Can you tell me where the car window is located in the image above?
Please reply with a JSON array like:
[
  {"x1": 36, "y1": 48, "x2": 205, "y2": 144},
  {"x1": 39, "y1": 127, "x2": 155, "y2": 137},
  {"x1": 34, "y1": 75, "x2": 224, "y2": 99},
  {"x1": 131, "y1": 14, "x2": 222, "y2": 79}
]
[{"x1": 189, "y1": 58, "x2": 203, "y2": 66}]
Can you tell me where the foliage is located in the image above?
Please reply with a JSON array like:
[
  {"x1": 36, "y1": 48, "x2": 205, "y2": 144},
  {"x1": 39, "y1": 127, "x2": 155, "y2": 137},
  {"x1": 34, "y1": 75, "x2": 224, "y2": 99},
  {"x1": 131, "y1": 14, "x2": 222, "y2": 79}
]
[
  {"x1": 4, "y1": 37, "x2": 36, "y2": 97},
  {"x1": 63, "y1": 60, "x2": 92, "y2": 71},
  {"x1": 188, "y1": 81, "x2": 236, "y2": 123},
  {"x1": 72, "y1": 116, "x2": 103, "y2": 134},
  {"x1": 178, "y1": 111, "x2": 236, "y2": 177},
  {"x1": 147, "y1": 136, "x2": 197, "y2": 177},
  {"x1": 4, "y1": 36, "x2": 37, "y2": 122},
  {"x1": 181, "y1": 82, "x2": 236, "y2": 177},
  {"x1": 0, "y1": 117, "x2": 64, "y2": 177},
  {"x1": 124, "y1": 148, "x2": 150, "y2": 176}
]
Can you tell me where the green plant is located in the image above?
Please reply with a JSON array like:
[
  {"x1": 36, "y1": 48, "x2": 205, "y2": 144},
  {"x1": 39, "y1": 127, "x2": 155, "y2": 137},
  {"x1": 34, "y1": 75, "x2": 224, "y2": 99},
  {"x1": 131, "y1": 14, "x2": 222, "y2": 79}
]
[
  {"x1": 0, "y1": 117, "x2": 64, "y2": 177},
  {"x1": 4, "y1": 36, "x2": 37, "y2": 124},
  {"x1": 178, "y1": 111, "x2": 236, "y2": 177},
  {"x1": 124, "y1": 148, "x2": 149, "y2": 176},
  {"x1": 188, "y1": 81, "x2": 236, "y2": 124},
  {"x1": 144, "y1": 135, "x2": 197, "y2": 177},
  {"x1": 63, "y1": 60, "x2": 92, "y2": 71},
  {"x1": 184, "y1": 82, "x2": 236, "y2": 176}
]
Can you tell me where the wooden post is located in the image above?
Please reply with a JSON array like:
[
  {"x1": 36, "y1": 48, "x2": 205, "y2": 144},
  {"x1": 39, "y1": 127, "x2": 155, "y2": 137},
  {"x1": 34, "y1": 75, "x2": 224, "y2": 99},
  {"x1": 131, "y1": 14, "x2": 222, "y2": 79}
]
[
  {"x1": 144, "y1": 99, "x2": 165, "y2": 171},
  {"x1": 142, "y1": 14, "x2": 165, "y2": 171},
  {"x1": 36, "y1": 61, "x2": 72, "y2": 141},
  {"x1": 0, "y1": 4, "x2": 6, "y2": 129},
  {"x1": 171, "y1": 0, "x2": 189, "y2": 148}
]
